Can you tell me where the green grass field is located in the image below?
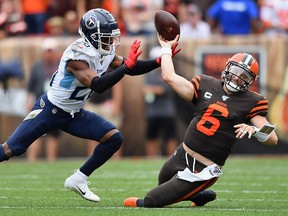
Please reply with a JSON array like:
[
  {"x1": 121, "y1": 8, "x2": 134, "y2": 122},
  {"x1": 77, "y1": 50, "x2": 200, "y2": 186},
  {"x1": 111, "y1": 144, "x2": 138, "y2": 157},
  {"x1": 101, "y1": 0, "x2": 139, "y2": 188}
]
[{"x1": 0, "y1": 156, "x2": 287, "y2": 216}]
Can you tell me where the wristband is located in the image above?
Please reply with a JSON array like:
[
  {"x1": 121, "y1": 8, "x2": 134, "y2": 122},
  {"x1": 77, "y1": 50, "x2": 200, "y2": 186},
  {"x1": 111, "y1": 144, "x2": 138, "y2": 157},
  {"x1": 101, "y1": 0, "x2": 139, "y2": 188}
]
[
  {"x1": 252, "y1": 123, "x2": 276, "y2": 142},
  {"x1": 161, "y1": 46, "x2": 172, "y2": 56},
  {"x1": 252, "y1": 126, "x2": 259, "y2": 135}
]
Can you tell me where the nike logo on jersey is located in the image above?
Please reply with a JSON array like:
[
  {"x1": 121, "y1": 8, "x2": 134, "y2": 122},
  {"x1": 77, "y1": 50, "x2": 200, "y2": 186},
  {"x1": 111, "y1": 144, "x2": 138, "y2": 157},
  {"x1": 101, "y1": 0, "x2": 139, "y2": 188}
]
[
  {"x1": 221, "y1": 95, "x2": 230, "y2": 101},
  {"x1": 76, "y1": 186, "x2": 86, "y2": 195}
]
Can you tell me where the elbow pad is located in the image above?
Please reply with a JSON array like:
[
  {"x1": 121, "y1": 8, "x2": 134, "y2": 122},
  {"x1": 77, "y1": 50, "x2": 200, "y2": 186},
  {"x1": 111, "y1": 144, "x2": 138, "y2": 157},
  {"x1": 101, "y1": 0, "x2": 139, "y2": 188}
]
[{"x1": 90, "y1": 65, "x2": 127, "y2": 93}]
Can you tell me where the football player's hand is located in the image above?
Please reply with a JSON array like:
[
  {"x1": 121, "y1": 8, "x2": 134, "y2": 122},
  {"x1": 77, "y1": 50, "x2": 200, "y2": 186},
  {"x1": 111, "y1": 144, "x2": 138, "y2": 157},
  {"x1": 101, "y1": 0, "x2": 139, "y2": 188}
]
[
  {"x1": 124, "y1": 40, "x2": 142, "y2": 69},
  {"x1": 234, "y1": 123, "x2": 255, "y2": 139},
  {"x1": 156, "y1": 35, "x2": 181, "y2": 65},
  {"x1": 157, "y1": 33, "x2": 179, "y2": 47}
]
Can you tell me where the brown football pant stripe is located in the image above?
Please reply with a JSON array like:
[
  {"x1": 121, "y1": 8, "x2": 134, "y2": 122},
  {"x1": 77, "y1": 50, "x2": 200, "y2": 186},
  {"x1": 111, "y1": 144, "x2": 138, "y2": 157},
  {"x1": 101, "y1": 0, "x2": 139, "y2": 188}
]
[{"x1": 176, "y1": 177, "x2": 219, "y2": 202}]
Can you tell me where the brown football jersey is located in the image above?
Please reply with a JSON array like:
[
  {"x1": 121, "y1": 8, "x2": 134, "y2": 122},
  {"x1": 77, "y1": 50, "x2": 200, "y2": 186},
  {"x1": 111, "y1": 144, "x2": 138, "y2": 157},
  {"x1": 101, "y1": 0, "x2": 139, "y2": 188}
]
[{"x1": 184, "y1": 75, "x2": 268, "y2": 166}]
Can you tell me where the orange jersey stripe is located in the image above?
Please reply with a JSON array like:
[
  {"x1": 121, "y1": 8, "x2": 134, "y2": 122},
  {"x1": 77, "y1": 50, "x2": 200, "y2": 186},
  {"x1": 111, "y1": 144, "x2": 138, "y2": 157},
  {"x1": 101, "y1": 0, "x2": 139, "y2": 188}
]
[
  {"x1": 192, "y1": 77, "x2": 200, "y2": 90},
  {"x1": 250, "y1": 105, "x2": 269, "y2": 113},
  {"x1": 247, "y1": 109, "x2": 268, "y2": 118},
  {"x1": 193, "y1": 88, "x2": 198, "y2": 99},
  {"x1": 247, "y1": 99, "x2": 269, "y2": 118},
  {"x1": 191, "y1": 76, "x2": 201, "y2": 99},
  {"x1": 257, "y1": 99, "x2": 268, "y2": 104}
]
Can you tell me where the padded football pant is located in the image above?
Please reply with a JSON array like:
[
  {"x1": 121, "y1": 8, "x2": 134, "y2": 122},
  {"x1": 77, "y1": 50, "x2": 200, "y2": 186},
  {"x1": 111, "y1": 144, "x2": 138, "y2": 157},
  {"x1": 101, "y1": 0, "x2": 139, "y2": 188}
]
[
  {"x1": 143, "y1": 143, "x2": 219, "y2": 207},
  {"x1": 6, "y1": 93, "x2": 117, "y2": 157}
]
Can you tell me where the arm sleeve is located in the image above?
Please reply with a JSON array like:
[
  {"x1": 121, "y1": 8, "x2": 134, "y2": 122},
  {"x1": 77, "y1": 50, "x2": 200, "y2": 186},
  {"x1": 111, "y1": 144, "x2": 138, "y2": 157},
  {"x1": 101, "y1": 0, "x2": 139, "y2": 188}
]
[
  {"x1": 90, "y1": 65, "x2": 128, "y2": 94},
  {"x1": 124, "y1": 59, "x2": 160, "y2": 76}
]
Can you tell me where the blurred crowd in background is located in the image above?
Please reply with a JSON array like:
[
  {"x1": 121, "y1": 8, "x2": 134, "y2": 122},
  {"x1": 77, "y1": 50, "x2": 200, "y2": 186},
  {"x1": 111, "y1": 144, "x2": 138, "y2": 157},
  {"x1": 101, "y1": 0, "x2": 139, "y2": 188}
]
[
  {"x1": 1, "y1": 0, "x2": 288, "y2": 38},
  {"x1": 1, "y1": 0, "x2": 288, "y2": 161}
]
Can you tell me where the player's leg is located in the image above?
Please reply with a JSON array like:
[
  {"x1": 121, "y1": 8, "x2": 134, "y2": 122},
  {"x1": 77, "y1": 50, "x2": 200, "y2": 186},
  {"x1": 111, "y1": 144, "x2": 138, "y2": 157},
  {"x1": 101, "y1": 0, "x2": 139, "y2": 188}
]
[
  {"x1": 63, "y1": 109, "x2": 123, "y2": 202},
  {"x1": 124, "y1": 144, "x2": 185, "y2": 207},
  {"x1": 86, "y1": 139, "x2": 98, "y2": 156},
  {"x1": 0, "y1": 111, "x2": 51, "y2": 162},
  {"x1": 64, "y1": 109, "x2": 123, "y2": 175},
  {"x1": 189, "y1": 189, "x2": 217, "y2": 207},
  {"x1": 0, "y1": 94, "x2": 70, "y2": 162},
  {"x1": 124, "y1": 144, "x2": 218, "y2": 207},
  {"x1": 156, "y1": 144, "x2": 219, "y2": 207},
  {"x1": 0, "y1": 115, "x2": 46, "y2": 162},
  {"x1": 157, "y1": 144, "x2": 186, "y2": 184},
  {"x1": 125, "y1": 174, "x2": 217, "y2": 208},
  {"x1": 0, "y1": 142, "x2": 12, "y2": 161}
]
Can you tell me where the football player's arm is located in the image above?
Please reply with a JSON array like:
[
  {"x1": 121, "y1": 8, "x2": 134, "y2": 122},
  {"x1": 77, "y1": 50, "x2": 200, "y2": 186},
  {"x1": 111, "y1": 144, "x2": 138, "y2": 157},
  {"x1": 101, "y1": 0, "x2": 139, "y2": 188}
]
[
  {"x1": 234, "y1": 115, "x2": 278, "y2": 145},
  {"x1": 67, "y1": 41, "x2": 143, "y2": 93},
  {"x1": 157, "y1": 34, "x2": 195, "y2": 102},
  {"x1": 250, "y1": 115, "x2": 278, "y2": 145},
  {"x1": 111, "y1": 40, "x2": 181, "y2": 76},
  {"x1": 66, "y1": 60, "x2": 127, "y2": 94},
  {"x1": 66, "y1": 60, "x2": 96, "y2": 87},
  {"x1": 111, "y1": 53, "x2": 160, "y2": 74}
]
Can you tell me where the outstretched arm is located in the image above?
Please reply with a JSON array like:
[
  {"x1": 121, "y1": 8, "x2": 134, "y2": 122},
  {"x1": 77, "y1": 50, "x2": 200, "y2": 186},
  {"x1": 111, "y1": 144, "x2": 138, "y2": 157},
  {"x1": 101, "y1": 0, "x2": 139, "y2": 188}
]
[
  {"x1": 67, "y1": 40, "x2": 143, "y2": 93},
  {"x1": 122, "y1": 39, "x2": 181, "y2": 76},
  {"x1": 234, "y1": 115, "x2": 278, "y2": 145},
  {"x1": 157, "y1": 34, "x2": 195, "y2": 102}
]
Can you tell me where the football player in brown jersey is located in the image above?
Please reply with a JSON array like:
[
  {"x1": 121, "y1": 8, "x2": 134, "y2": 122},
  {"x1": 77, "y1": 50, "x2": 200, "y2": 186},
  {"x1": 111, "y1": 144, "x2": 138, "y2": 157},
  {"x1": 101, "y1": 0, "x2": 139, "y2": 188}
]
[{"x1": 124, "y1": 34, "x2": 278, "y2": 208}]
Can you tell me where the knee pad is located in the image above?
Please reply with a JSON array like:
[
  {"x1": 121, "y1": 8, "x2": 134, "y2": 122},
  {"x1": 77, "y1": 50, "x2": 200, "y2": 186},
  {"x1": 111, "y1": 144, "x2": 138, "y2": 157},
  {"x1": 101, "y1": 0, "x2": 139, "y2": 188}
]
[
  {"x1": 12, "y1": 148, "x2": 26, "y2": 156},
  {"x1": 105, "y1": 131, "x2": 123, "y2": 152},
  {"x1": 96, "y1": 131, "x2": 123, "y2": 155},
  {"x1": 9, "y1": 144, "x2": 27, "y2": 156},
  {"x1": 80, "y1": 131, "x2": 124, "y2": 176}
]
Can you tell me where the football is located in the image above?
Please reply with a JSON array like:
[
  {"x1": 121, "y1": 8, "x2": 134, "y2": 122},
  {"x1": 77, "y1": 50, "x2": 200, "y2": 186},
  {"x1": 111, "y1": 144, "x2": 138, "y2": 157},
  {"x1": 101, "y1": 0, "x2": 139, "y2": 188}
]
[{"x1": 154, "y1": 10, "x2": 180, "y2": 41}]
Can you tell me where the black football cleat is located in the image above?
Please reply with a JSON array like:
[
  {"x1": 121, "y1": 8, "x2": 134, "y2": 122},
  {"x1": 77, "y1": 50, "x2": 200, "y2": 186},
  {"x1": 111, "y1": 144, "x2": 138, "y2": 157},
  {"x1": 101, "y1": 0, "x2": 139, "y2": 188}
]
[{"x1": 191, "y1": 190, "x2": 217, "y2": 206}]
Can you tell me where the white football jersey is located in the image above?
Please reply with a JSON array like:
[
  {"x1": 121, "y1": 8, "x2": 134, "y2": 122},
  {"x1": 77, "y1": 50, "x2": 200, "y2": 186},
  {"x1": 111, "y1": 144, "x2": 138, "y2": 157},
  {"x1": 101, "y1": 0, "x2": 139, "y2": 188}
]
[{"x1": 47, "y1": 38, "x2": 114, "y2": 115}]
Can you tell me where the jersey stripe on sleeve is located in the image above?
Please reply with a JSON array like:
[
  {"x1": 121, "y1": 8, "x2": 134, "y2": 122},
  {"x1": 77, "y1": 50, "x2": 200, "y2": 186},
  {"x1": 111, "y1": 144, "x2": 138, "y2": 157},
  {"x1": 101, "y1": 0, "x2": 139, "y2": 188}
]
[
  {"x1": 191, "y1": 75, "x2": 201, "y2": 99},
  {"x1": 246, "y1": 99, "x2": 268, "y2": 118}
]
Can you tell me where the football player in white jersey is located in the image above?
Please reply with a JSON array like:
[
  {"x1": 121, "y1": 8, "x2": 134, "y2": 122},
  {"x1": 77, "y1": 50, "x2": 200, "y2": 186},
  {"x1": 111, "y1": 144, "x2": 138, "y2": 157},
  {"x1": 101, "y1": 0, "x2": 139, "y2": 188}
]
[{"x1": 0, "y1": 8, "x2": 180, "y2": 202}]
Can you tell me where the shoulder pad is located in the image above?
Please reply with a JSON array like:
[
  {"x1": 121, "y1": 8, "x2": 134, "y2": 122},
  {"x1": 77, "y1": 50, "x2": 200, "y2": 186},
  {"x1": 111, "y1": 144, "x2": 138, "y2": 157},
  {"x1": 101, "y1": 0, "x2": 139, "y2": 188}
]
[{"x1": 71, "y1": 39, "x2": 98, "y2": 58}]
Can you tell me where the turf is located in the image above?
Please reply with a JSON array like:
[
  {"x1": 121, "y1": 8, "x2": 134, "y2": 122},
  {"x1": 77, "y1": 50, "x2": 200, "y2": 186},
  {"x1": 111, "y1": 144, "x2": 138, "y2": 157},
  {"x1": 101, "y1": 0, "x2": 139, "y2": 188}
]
[{"x1": 0, "y1": 156, "x2": 287, "y2": 216}]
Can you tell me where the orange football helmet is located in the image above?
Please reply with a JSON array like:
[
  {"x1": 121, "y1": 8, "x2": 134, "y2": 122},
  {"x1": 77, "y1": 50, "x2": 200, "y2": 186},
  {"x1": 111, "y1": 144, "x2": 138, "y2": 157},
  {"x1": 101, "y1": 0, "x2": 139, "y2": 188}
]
[{"x1": 222, "y1": 53, "x2": 259, "y2": 92}]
